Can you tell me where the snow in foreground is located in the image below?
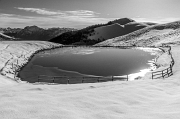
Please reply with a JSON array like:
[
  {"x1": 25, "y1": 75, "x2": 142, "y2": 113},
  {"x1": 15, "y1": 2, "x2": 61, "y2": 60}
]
[{"x1": 0, "y1": 41, "x2": 180, "y2": 119}]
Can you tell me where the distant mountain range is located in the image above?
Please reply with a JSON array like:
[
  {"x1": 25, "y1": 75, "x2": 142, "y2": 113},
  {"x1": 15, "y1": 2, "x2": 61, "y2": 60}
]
[
  {"x1": 0, "y1": 26, "x2": 76, "y2": 41},
  {"x1": 0, "y1": 18, "x2": 157, "y2": 44},
  {"x1": 50, "y1": 18, "x2": 156, "y2": 45},
  {"x1": 95, "y1": 20, "x2": 180, "y2": 47},
  {"x1": 1, "y1": 18, "x2": 180, "y2": 48}
]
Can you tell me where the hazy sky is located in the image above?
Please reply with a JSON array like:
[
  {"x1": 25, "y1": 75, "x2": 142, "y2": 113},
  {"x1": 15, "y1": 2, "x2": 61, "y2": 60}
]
[{"x1": 0, "y1": 0, "x2": 180, "y2": 28}]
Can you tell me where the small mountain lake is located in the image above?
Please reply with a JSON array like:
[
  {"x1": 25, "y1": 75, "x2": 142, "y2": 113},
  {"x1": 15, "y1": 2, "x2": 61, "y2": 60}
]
[{"x1": 19, "y1": 47, "x2": 157, "y2": 84}]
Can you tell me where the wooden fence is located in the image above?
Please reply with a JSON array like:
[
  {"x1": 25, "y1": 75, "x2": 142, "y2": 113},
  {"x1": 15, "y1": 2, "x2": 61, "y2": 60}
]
[
  {"x1": 152, "y1": 46, "x2": 174, "y2": 79},
  {"x1": 152, "y1": 63, "x2": 173, "y2": 79},
  {"x1": 37, "y1": 75, "x2": 129, "y2": 84}
]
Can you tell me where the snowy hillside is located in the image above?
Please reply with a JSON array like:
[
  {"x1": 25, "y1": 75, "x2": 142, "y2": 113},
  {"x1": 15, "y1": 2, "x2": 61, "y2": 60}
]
[
  {"x1": 0, "y1": 32, "x2": 15, "y2": 40},
  {"x1": 95, "y1": 21, "x2": 180, "y2": 46}
]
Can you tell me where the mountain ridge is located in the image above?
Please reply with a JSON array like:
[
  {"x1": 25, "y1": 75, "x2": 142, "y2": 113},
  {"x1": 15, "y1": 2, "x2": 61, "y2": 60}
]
[
  {"x1": 1, "y1": 26, "x2": 76, "y2": 41},
  {"x1": 50, "y1": 18, "x2": 156, "y2": 45},
  {"x1": 95, "y1": 20, "x2": 180, "y2": 46}
]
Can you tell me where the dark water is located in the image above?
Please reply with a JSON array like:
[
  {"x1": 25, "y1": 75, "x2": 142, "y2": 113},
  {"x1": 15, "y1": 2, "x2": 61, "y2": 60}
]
[
  {"x1": 19, "y1": 47, "x2": 156, "y2": 83},
  {"x1": 35, "y1": 47, "x2": 156, "y2": 76}
]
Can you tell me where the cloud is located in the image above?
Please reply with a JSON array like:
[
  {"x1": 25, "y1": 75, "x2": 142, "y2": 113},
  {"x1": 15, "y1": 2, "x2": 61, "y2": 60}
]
[
  {"x1": 66, "y1": 10, "x2": 99, "y2": 17},
  {"x1": 0, "y1": 7, "x2": 115, "y2": 28},
  {"x1": 15, "y1": 7, "x2": 99, "y2": 18},
  {"x1": 0, "y1": 13, "x2": 113, "y2": 28},
  {"x1": 16, "y1": 7, "x2": 64, "y2": 15},
  {"x1": 0, "y1": 7, "x2": 116, "y2": 28},
  {"x1": 1, "y1": 10, "x2": 180, "y2": 29},
  {"x1": 133, "y1": 17, "x2": 180, "y2": 24}
]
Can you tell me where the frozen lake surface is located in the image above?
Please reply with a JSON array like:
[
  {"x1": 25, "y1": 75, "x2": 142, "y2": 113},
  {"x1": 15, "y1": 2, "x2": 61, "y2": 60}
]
[{"x1": 19, "y1": 47, "x2": 156, "y2": 83}]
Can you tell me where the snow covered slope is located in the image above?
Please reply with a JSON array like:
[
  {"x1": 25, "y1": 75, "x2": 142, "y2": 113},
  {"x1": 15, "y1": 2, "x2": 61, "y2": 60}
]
[
  {"x1": 0, "y1": 32, "x2": 15, "y2": 40},
  {"x1": 50, "y1": 18, "x2": 155, "y2": 45},
  {"x1": 87, "y1": 22, "x2": 150, "y2": 42},
  {"x1": 0, "y1": 39, "x2": 180, "y2": 119},
  {"x1": 95, "y1": 21, "x2": 180, "y2": 46}
]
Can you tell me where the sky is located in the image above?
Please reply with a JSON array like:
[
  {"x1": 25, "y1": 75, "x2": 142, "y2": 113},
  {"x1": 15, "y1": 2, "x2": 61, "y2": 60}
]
[{"x1": 0, "y1": 0, "x2": 180, "y2": 28}]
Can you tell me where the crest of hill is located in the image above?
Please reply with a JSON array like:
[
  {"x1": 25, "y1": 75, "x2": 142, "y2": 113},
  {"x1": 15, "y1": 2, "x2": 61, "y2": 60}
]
[
  {"x1": 95, "y1": 20, "x2": 180, "y2": 47},
  {"x1": 87, "y1": 23, "x2": 124, "y2": 41},
  {"x1": 111, "y1": 18, "x2": 135, "y2": 25},
  {"x1": 0, "y1": 32, "x2": 15, "y2": 40},
  {"x1": 87, "y1": 22, "x2": 152, "y2": 42},
  {"x1": 50, "y1": 18, "x2": 155, "y2": 45}
]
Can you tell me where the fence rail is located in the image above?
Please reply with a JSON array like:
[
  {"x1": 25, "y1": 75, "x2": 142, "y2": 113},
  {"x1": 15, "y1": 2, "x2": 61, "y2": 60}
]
[{"x1": 37, "y1": 75, "x2": 129, "y2": 84}]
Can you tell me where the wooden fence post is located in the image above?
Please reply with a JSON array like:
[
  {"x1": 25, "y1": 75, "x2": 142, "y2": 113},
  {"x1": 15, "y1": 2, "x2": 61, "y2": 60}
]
[
  {"x1": 82, "y1": 77, "x2": 84, "y2": 83},
  {"x1": 170, "y1": 64, "x2": 173, "y2": 75},
  {"x1": 127, "y1": 75, "x2": 128, "y2": 81},
  {"x1": 167, "y1": 68, "x2": 170, "y2": 77},
  {"x1": 112, "y1": 76, "x2": 114, "y2": 81},
  {"x1": 170, "y1": 64, "x2": 172, "y2": 72},
  {"x1": 162, "y1": 71, "x2": 164, "y2": 79},
  {"x1": 12, "y1": 63, "x2": 13, "y2": 69},
  {"x1": 14, "y1": 73, "x2": 16, "y2": 79},
  {"x1": 53, "y1": 77, "x2": 55, "y2": 83},
  {"x1": 67, "y1": 79, "x2": 69, "y2": 84},
  {"x1": 38, "y1": 76, "x2": 39, "y2": 82},
  {"x1": 97, "y1": 78, "x2": 100, "y2": 82}
]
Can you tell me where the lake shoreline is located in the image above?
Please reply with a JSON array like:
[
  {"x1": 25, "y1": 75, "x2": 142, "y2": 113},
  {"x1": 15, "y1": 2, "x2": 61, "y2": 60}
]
[
  {"x1": 0, "y1": 41, "x2": 171, "y2": 84},
  {"x1": 18, "y1": 45, "x2": 165, "y2": 83}
]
